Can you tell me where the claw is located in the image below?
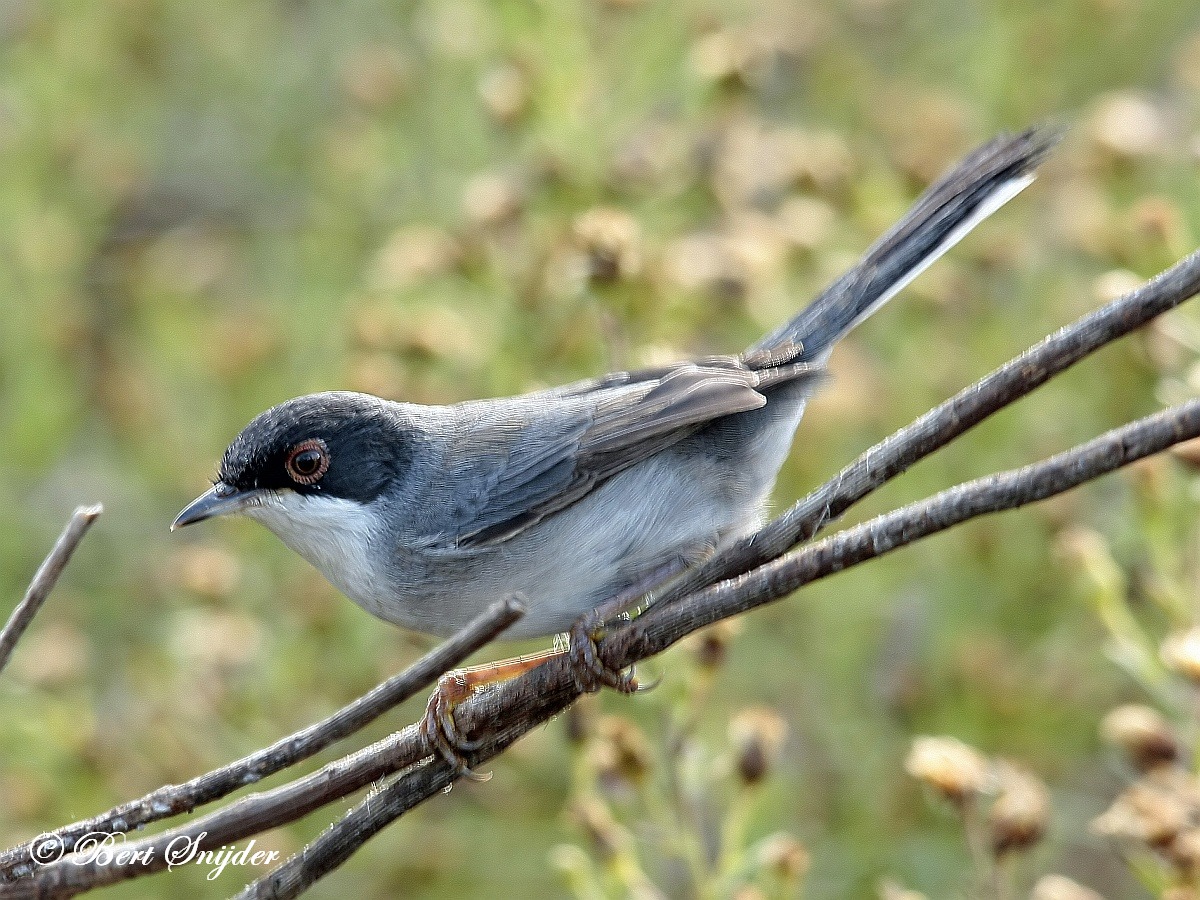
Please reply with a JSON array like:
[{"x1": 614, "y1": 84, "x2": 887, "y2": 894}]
[
  {"x1": 568, "y1": 617, "x2": 639, "y2": 695},
  {"x1": 420, "y1": 672, "x2": 492, "y2": 781},
  {"x1": 633, "y1": 672, "x2": 661, "y2": 693}
]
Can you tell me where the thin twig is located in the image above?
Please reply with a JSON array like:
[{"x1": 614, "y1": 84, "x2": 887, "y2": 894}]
[
  {"x1": 0, "y1": 722, "x2": 435, "y2": 897},
  {"x1": 630, "y1": 399, "x2": 1200, "y2": 651},
  {"x1": 653, "y1": 247, "x2": 1200, "y2": 610},
  {"x1": 231, "y1": 773, "x2": 421, "y2": 900},
  {"x1": 0, "y1": 505, "x2": 102, "y2": 678},
  {"x1": 12, "y1": 400, "x2": 1200, "y2": 899},
  {"x1": 0, "y1": 596, "x2": 524, "y2": 881}
]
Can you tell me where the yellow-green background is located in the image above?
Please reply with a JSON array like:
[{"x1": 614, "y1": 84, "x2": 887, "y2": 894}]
[{"x1": 3, "y1": 0, "x2": 1200, "y2": 896}]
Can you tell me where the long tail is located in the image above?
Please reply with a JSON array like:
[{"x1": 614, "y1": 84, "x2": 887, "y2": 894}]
[{"x1": 749, "y1": 127, "x2": 1059, "y2": 362}]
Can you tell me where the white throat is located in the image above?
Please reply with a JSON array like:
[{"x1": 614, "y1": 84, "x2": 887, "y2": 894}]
[{"x1": 244, "y1": 492, "x2": 386, "y2": 617}]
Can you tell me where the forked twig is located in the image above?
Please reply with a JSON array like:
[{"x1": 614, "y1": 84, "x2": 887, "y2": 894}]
[
  {"x1": 0, "y1": 597, "x2": 524, "y2": 880},
  {"x1": 6, "y1": 248, "x2": 1200, "y2": 898},
  {"x1": 11, "y1": 400, "x2": 1200, "y2": 899},
  {"x1": 242, "y1": 397, "x2": 1200, "y2": 900},
  {"x1": 657, "y1": 248, "x2": 1200, "y2": 608}
]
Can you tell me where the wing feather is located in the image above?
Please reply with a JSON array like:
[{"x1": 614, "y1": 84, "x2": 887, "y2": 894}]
[{"x1": 440, "y1": 357, "x2": 819, "y2": 548}]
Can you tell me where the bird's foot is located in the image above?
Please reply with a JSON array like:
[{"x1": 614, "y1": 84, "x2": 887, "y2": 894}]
[
  {"x1": 567, "y1": 612, "x2": 650, "y2": 695},
  {"x1": 565, "y1": 558, "x2": 698, "y2": 694},
  {"x1": 419, "y1": 649, "x2": 562, "y2": 780},
  {"x1": 419, "y1": 671, "x2": 492, "y2": 781}
]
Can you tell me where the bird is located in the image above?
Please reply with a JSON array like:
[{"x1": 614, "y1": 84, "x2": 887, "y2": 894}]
[{"x1": 174, "y1": 128, "x2": 1055, "y2": 767}]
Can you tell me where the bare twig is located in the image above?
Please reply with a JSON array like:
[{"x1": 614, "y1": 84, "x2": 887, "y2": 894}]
[
  {"x1": 12, "y1": 399, "x2": 1200, "y2": 899},
  {"x1": 0, "y1": 505, "x2": 102, "y2": 678},
  {"x1": 630, "y1": 398, "x2": 1200, "y2": 651},
  {"x1": 0, "y1": 723, "x2": 434, "y2": 897},
  {"x1": 0, "y1": 597, "x2": 524, "y2": 881},
  {"x1": 231, "y1": 773, "x2": 431, "y2": 900},
  {"x1": 654, "y1": 247, "x2": 1200, "y2": 610}
]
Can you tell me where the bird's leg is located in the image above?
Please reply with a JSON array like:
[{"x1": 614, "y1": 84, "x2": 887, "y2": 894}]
[
  {"x1": 422, "y1": 549, "x2": 712, "y2": 774},
  {"x1": 420, "y1": 648, "x2": 561, "y2": 778},
  {"x1": 568, "y1": 553, "x2": 701, "y2": 694}
]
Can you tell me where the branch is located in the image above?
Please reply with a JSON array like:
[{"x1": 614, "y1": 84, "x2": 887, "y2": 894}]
[
  {"x1": 7, "y1": 248, "x2": 1200, "y2": 897},
  {"x1": 12, "y1": 399, "x2": 1200, "y2": 899},
  {"x1": 231, "y1": 773, "x2": 435, "y2": 900},
  {"x1": 1, "y1": 724, "x2": 434, "y2": 897},
  {"x1": 0, "y1": 597, "x2": 524, "y2": 881},
  {"x1": 0, "y1": 505, "x2": 102, "y2": 678},
  {"x1": 632, "y1": 398, "x2": 1200, "y2": 650},
  {"x1": 243, "y1": 397, "x2": 1200, "y2": 899},
  {"x1": 654, "y1": 248, "x2": 1200, "y2": 609}
]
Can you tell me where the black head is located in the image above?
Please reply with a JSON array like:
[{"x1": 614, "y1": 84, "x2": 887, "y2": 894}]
[
  {"x1": 173, "y1": 391, "x2": 413, "y2": 530},
  {"x1": 216, "y1": 391, "x2": 410, "y2": 503}
]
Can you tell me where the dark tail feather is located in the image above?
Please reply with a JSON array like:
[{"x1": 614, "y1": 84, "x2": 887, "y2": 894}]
[{"x1": 749, "y1": 127, "x2": 1059, "y2": 361}]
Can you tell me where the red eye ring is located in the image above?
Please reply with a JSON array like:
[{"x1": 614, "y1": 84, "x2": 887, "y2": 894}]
[{"x1": 285, "y1": 438, "x2": 330, "y2": 485}]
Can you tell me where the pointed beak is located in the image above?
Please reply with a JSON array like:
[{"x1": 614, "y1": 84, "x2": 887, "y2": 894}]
[{"x1": 172, "y1": 483, "x2": 264, "y2": 530}]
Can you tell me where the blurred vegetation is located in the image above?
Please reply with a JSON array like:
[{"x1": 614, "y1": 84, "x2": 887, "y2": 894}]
[{"x1": 4, "y1": 0, "x2": 1200, "y2": 896}]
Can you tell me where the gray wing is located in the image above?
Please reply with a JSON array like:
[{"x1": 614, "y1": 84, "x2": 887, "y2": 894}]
[{"x1": 437, "y1": 357, "x2": 820, "y2": 548}]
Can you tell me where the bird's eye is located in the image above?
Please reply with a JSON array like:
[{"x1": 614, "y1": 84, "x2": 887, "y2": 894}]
[{"x1": 285, "y1": 438, "x2": 330, "y2": 485}]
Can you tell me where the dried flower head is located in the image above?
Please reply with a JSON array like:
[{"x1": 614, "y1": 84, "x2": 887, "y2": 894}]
[
  {"x1": 1169, "y1": 827, "x2": 1200, "y2": 873},
  {"x1": 369, "y1": 225, "x2": 461, "y2": 292},
  {"x1": 1132, "y1": 196, "x2": 1186, "y2": 248},
  {"x1": 690, "y1": 29, "x2": 758, "y2": 86},
  {"x1": 462, "y1": 171, "x2": 524, "y2": 229},
  {"x1": 988, "y1": 761, "x2": 1051, "y2": 856},
  {"x1": 1091, "y1": 768, "x2": 1198, "y2": 848},
  {"x1": 1162, "y1": 628, "x2": 1200, "y2": 684},
  {"x1": 708, "y1": 120, "x2": 807, "y2": 210},
  {"x1": 756, "y1": 832, "x2": 810, "y2": 883},
  {"x1": 168, "y1": 609, "x2": 262, "y2": 670},
  {"x1": 692, "y1": 620, "x2": 742, "y2": 671},
  {"x1": 904, "y1": 736, "x2": 989, "y2": 805},
  {"x1": 590, "y1": 715, "x2": 652, "y2": 790},
  {"x1": 1091, "y1": 269, "x2": 1143, "y2": 305},
  {"x1": 1101, "y1": 704, "x2": 1179, "y2": 770},
  {"x1": 478, "y1": 62, "x2": 529, "y2": 125},
  {"x1": 572, "y1": 207, "x2": 643, "y2": 283},
  {"x1": 7, "y1": 621, "x2": 92, "y2": 688},
  {"x1": 660, "y1": 231, "x2": 748, "y2": 301},
  {"x1": 775, "y1": 195, "x2": 836, "y2": 252},
  {"x1": 609, "y1": 122, "x2": 690, "y2": 192},
  {"x1": 171, "y1": 543, "x2": 242, "y2": 599},
  {"x1": 729, "y1": 707, "x2": 788, "y2": 786},
  {"x1": 562, "y1": 697, "x2": 596, "y2": 747},
  {"x1": 341, "y1": 46, "x2": 410, "y2": 110},
  {"x1": 1089, "y1": 90, "x2": 1168, "y2": 160}
]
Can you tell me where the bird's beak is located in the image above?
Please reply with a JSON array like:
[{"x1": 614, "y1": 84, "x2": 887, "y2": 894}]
[{"x1": 172, "y1": 483, "x2": 263, "y2": 530}]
